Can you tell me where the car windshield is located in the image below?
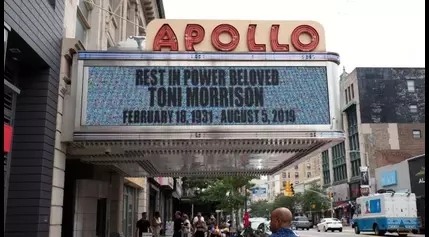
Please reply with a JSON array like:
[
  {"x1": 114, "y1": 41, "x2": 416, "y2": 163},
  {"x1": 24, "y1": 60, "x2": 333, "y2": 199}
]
[
  {"x1": 297, "y1": 217, "x2": 308, "y2": 221},
  {"x1": 327, "y1": 218, "x2": 339, "y2": 222}
]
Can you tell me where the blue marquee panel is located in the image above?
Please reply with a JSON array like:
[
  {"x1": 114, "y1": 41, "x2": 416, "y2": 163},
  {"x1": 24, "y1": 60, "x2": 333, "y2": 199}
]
[{"x1": 85, "y1": 66, "x2": 330, "y2": 126}]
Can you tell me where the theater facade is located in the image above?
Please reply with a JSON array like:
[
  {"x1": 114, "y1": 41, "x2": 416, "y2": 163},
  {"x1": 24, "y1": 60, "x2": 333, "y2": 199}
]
[{"x1": 62, "y1": 19, "x2": 345, "y2": 177}]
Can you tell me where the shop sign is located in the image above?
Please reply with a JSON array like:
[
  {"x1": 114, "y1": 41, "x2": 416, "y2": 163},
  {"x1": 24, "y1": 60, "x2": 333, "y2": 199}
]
[
  {"x1": 4, "y1": 124, "x2": 13, "y2": 152},
  {"x1": 408, "y1": 156, "x2": 425, "y2": 197},
  {"x1": 349, "y1": 182, "x2": 361, "y2": 199},
  {"x1": 156, "y1": 177, "x2": 174, "y2": 189},
  {"x1": 146, "y1": 20, "x2": 326, "y2": 52},
  {"x1": 85, "y1": 66, "x2": 330, "y2": 126},
  {"x1": 251, "y1": 187, "x2": 267, "y2": 195},
  {"x1": 360, "y1": 166, "x2": 370, "y2": 188},
  {"x1": 380, "y1": 170, "x2": 398, "y2": 187}
]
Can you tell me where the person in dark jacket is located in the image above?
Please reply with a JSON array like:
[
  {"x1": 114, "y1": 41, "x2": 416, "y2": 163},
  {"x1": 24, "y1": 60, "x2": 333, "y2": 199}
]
[
  {"x1": 136, "y1": 212, "x2": 151, "y2": 237},
  {"x1": 173, "y1": 211, "x2": 183, "y2": 237},
  {"x1": 269, "y1": 208, "x2": 299, "y2": 237}
]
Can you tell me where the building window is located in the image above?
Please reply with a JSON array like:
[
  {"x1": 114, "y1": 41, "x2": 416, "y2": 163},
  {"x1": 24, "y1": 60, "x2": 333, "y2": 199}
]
[
  {"x1": 295, "y1": 172, "x2": 299, "y2": 178},
  {"x1": 294, "y1": 165, "x2": 298, "y2": 170},
  {"x1": 351, "y1": 83, "x2": 355, "y2": 98},
  {"x1": 413, "y1": 130, "x2": 422, "y2": 138},
  {"x1": 332, "y1": 142, "x2": 347, "y2": 182},
  {"x1": 282, "y1": 172, "x2": 287, "y2": 179},
  {"x1": 307, "y1": 172, "x2": 311, "y2": 178},
  {"x1": 407, "y1": 80, "x2": 415, "y2": 92},
  {"x1": 347, "y1": 107, "x2": 361, "y2": 178},
  {"x1": 287, "y1": 172, "x2": 290, "y2": 178},
  {"x1": 409, "y1": 105, "x2": 418, "y2": 113},
  {"x1": 322, "y1": 151, "x2": 330, "y2": 185},
  {"x1": 345, "y1": 89, "x2": 348, "y2": 104},
  {"x1": 282, "y1": 181, "x2": 287, "y2": 188},
  {"x1": 347, "y1": 86, "x2": 352, "y2": 102},
  {"x1": 295, "y1": 181, "x2": 299, "y2": 184},
  {"x1": 76, "y1": 0, "x2": 93, "y2": 46}
]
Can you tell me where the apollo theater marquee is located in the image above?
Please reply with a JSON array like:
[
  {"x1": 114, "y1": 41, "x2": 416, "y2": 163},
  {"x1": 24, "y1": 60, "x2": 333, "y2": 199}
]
[{"x1": 62, "y1": 19, "x2": 344, "y2": 177}]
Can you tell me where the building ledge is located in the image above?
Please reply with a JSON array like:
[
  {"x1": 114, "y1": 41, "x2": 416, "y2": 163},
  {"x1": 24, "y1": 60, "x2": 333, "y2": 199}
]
[
  {"x1": 4, "y1": 79, "x2": 20, "y2": 94},
  {"x1": 349, "y1": 176, "x2": 361, "y2": 183},
  {"x1": 342, "y1": 101, "x2": 356, "y2": 112},
  {"x1": 332, "y1": 180, "x2": 348, "y2": 186}
]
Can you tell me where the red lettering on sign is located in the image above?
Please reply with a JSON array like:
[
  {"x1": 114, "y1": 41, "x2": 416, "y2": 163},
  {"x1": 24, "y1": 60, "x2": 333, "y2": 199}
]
[
  {"x1": 270, "y1": 25, "x2": 289, "y2": 52},
  {"x1": 184, "y1": 24, "x2": 205, "y2": 51},
  {"x1": 4, "y1": 124, "x2": 13, "y2": 153},
  {"x1": 153, "y1": 24, "x2": 178, "y2": 51},
  {"x1": 151, "y1": 23, "x2": 321, "y2": 52},
  {"x1": 291, "y1": 25, "x2": 320, "y2": 52},
  {"x1": 211, "y1": 24, "x2": 240, "y2": 51},
  {"x1": 247, "y1": 24, "x2": 266, "y2": 52}
]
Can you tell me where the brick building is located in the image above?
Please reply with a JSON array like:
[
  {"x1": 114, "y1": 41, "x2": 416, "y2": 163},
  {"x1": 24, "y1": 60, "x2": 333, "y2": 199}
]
[{"x1": 321, "y1": 67, "x2": 425, "y2": 217}]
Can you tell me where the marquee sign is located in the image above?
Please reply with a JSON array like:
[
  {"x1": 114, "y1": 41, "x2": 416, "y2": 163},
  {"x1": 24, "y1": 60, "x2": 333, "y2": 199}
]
[
  {"x1": 84, "y1": 65, "x2": 330, "y2": 126},
  {"x1": 145, "y1": 19, "x2": 326, "y2": 52}
]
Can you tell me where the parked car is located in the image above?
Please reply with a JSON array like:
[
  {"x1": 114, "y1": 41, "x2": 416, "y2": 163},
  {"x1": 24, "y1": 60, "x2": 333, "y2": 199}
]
[
  {"x1": 292, "y1": 216, "x2": 311, "y2": 230},
  {"x1": 317, "y1": 218, "x2": 343, "y2": 232},
  {"x1": 254, "y1": 221, "x2": 271, "y2": 237}
]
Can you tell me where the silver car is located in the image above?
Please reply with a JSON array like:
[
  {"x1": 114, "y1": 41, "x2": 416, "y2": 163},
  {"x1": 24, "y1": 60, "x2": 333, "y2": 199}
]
[{"x1": 292, "y1": 216, "x2": 311, "y2": 230}]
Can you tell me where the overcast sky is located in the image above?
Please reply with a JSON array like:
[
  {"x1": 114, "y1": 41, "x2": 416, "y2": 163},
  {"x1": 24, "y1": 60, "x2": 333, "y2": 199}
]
[{"x1": 163, "y1": 0, "x2": 425, "y2": 72}]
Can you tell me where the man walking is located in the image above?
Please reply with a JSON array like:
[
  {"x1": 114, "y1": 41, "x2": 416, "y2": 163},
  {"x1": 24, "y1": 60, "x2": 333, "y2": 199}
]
[
  {"x1": 269, "y1": 208, "x2": 299, "y2": 237},
  {"x1": 174, "y1": 211, "x2": 183, "y2": 237},
  {"x1": 136, "y1": 212, "x2": 151, "y2": 237}
]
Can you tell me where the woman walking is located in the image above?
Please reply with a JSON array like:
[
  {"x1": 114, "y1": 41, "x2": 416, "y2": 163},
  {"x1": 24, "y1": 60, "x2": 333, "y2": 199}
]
[{"x1": 151, "y1": 211, "x2": 162, "y2": 237}]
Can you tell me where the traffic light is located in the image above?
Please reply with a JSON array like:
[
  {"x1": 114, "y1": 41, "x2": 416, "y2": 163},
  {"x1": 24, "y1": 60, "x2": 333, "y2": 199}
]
[
  {"x1": 328, "y1": 192, "x2": 334, "y2": 200},
  {"x1": 284, "y1": 181, "x2": 291, "y2": 196},
  {"x1": 290, "y1": 183, "x2": 295, "y2": 196}
]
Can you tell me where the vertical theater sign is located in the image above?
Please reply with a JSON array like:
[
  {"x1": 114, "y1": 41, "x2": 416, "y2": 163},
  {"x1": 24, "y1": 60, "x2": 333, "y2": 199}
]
[{"x1": 62, "y1": 20, "x2": 344, "y2": 177}]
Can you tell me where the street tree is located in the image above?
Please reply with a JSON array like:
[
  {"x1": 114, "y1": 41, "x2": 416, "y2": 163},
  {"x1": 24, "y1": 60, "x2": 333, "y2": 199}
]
[
  {"x1": 272, "y1": 193, "x2": 301, "y2": 214},
  {"x1": 198, "y1": 176, "x2": 256, "y2": 230},
  {"x1": 249, "y1": 200, "x2": 273, "y2": 218},
  {"x1": 299, "y1": 183, "x2": 330, "y2": 213},
  {"x1": 200, "y1": 176, "x2": 255, "y2": 211}
]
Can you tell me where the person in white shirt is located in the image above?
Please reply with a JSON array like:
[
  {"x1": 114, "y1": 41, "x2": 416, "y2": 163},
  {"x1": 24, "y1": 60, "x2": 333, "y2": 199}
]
[
  {"x1": 183, "y1": 214, "x2": 191, "y2": 237},
  {"x1": 193, "y1": 212, "x2": 205, "y2": 225}
]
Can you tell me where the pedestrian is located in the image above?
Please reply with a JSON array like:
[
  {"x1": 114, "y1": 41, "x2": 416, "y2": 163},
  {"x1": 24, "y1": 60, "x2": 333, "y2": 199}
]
[
  {"x1": 193, "y1": 212, "x2": 205, "y2": 226},
  {"x1": 151, "y1": 211, "x2": 162, "y2": 237},
  {"x1": 136, "y1": 212, "x2": 151, "y2": 237},
  {"x1": 173, "y1": 211, "x2": 183, "y2": 237},
  {"x1": 208, "y1": 215, "x2": 216, "y2": 237},
  {"x1": 269, "y1": 208, "x2": 299, "y2": 237},
  {"x1": 183, "y1": 214, "x2": 191, "y2": 237},
  {"x1": 193, "y1": 213, "x2": 207, "y2": 237}
]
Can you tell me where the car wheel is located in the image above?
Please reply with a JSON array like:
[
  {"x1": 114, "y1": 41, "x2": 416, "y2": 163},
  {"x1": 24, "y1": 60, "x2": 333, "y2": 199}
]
[
  {"x1": 323, "y1": 226, "x2": 327, "y2": 232},
  {"x1": 306, "y1": 228, "x2": 309, "y2": 230},
  {"x1": 317, "y1": 226, "x2": 320, "y2": 232},
  {"x1": 339, "y1": 228, "x2": 343, "y2": 232},
  {"x1": 354, "y1": 225, "x2": 360, "y2": 234}
]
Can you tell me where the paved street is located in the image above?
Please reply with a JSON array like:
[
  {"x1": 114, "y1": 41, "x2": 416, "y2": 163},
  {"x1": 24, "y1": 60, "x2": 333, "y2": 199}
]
[{"x1": 294, "y1": 227, "x2": 424, "y2": 237}]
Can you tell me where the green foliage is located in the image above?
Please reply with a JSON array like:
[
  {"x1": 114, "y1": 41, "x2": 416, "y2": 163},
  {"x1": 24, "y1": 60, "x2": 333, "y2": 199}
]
[
  {"x1": 184, "y1": 177, "x2": 221, "y2": 190},
  {"x1": 249, "y1": 200, "x2": 273, "y2": 218},
  {"x1": 198, "y1": 176, "x2": 256, "y2": 212},
  {"x1": 299, "y1": 183, "x2": 330, "y2": 212},
  {"x1": 256, "y1": 183, "x2": 330, "y2": 216},
  {"x1": 272, "y1": 193, "x2": 301, "y2": 214}
]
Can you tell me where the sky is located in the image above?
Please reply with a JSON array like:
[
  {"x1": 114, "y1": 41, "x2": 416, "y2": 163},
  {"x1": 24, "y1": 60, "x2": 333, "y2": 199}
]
[{"x1": 163, "y1": 0, "x2": 425, "y2": 72}]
